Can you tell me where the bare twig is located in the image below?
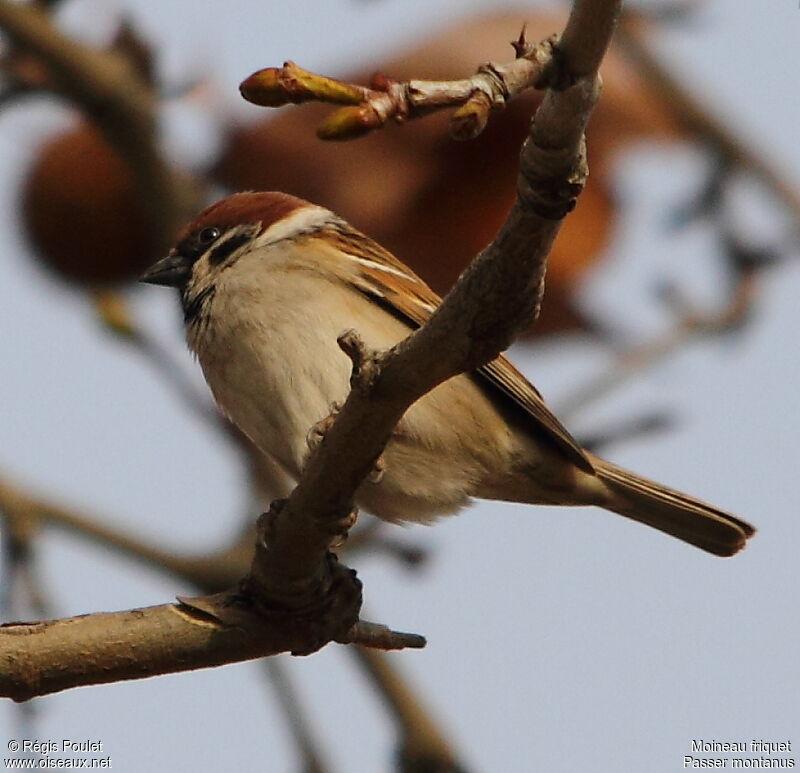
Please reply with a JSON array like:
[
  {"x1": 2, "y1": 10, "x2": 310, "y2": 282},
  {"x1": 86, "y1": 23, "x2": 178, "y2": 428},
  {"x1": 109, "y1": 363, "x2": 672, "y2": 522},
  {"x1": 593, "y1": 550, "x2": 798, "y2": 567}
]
[
  {"x1": 0, "y1": 476, "x2": 251, "y2": 592},
  {"x1": 239, "y1": 45, "x2": 555, "y2": 142},
  {"x1": 557, "y1": 269, "x2": 758, "y2": 418},
  {"x1": 615, "y1": 12, "x2": 800, "y2": 231},
  {"x1": 351, "y1": 645, "x2": 466, "y2": 773},
  {"x1": 92, "y1": 290, "x2": 220, "y2": 425},
  {"x1": 343, "y1": 622, "x2": 426, "y2": 651},
  {"x1": 0, "y1": 0, "x2": 199, "y2": 247},
  {"x1": 240, "y1": 1, "x2": 624, "y2": 146},
  {"x1": 261, "y1": 659, "x2": 331, "y2": 773}
]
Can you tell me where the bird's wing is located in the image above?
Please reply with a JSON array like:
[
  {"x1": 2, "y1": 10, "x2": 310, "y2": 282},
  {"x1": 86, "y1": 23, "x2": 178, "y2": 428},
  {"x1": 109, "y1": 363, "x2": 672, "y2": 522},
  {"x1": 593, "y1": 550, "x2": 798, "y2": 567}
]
[{"x1": 323, "y1": 225, "x2": 594, "y2": 472}]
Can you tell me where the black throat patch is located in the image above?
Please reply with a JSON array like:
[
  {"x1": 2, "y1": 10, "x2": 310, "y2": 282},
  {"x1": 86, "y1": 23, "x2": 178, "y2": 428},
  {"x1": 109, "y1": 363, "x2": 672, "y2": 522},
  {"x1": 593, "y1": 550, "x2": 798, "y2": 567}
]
[{"x1": 183, "y1": 284, "x2": 215, "y2": 324}]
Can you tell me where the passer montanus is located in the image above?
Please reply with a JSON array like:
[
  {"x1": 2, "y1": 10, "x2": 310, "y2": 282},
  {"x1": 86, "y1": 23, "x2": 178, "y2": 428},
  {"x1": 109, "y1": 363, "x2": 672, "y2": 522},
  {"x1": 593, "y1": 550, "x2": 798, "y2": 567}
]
[{"x1": 141, "y1": 191, "x2": 755, "y2": 556}]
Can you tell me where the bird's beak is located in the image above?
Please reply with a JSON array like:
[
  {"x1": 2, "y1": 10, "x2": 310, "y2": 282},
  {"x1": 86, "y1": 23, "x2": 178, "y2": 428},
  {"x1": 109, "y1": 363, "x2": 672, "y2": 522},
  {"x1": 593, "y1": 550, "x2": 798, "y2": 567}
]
[{"x1": 139, "y1": 254, "x2": 191, "y2": 287}]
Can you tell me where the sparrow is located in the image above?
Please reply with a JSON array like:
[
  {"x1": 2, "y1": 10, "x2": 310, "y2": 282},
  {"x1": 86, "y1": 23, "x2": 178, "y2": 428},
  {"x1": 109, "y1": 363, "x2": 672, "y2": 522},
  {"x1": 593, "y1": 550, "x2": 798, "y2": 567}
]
[{"x1": 141, "y1": 191, "x2": 755, "y2": 556}]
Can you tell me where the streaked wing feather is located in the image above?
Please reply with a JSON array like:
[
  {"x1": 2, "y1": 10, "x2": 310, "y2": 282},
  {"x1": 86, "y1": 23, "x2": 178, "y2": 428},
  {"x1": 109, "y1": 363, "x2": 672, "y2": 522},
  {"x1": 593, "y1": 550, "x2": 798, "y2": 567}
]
[{"x1": 323, "y1": 226, "x2": 594, "y2": 472}]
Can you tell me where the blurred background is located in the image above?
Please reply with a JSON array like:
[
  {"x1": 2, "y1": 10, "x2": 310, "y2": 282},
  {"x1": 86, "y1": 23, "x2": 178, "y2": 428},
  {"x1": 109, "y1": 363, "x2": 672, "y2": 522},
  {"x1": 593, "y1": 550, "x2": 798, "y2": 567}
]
[{"x1": 0, "y1": 1, "x2": 798, "y2": 771}]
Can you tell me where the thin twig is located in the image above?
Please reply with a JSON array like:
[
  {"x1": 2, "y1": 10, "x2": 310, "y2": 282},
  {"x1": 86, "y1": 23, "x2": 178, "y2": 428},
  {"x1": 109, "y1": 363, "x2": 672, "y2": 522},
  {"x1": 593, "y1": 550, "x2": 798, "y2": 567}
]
[
  {"x1": 556, "y1": 270, "x2": 758, "y2": 418},
  {"x1": 239, "y1": 42, "x2": 556, "y2": 142},
  {"x1": 344, "y1": 622, "x2": 426, "y2": 651},
  {"x1": 615, "y1": 13, "x2": 800, "y2": 231},
  {"x1": 0, "y1": 476, "x2": 250, "y2": 592},
  {"x1": 351, "y1": 644, "x2": 466, "y2": 773},
  {"x1": 261, "y1": 659, "x2": 331, "y2": 773},
  {"x1": 0, "y1": 0, "x2": 199, "y2": 247}
]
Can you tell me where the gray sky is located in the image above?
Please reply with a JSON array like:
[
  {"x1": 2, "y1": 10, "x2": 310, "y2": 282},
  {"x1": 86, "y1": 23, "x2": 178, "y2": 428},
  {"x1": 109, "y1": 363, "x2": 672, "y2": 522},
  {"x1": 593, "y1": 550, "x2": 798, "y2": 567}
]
[{"x1": 0, "y1": 1, "x2": 798, "y2": 771}]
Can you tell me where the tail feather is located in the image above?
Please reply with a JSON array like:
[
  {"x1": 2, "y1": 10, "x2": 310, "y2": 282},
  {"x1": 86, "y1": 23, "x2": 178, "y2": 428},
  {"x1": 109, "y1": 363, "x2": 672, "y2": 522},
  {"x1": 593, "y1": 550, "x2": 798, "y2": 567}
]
[{"x1": 591, "y1": 456, "x2": 755, "y2": 557}]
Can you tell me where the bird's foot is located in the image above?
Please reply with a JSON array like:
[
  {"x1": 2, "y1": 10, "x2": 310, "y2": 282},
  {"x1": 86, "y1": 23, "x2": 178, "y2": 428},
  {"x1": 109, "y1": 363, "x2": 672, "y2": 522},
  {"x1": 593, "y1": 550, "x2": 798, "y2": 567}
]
[
  {"x1": 307, "y1": 401, "x2": 386, "y2": 483},
  {"x1": 368, "y1": 454, "x2": 385, "y2": 484},
  {"x1": 306, "y1": 401, "x2": 343, "y2": 452},
  {"x1": 329, "y1": 507, "x2": 359, "y2": 549}
]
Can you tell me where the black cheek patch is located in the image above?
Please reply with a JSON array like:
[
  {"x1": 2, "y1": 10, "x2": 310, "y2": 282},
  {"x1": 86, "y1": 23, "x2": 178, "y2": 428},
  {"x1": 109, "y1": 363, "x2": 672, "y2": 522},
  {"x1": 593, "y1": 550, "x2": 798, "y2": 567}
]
[{"x1": 208, "y1": 232, "x2": 252, "y2": 265}]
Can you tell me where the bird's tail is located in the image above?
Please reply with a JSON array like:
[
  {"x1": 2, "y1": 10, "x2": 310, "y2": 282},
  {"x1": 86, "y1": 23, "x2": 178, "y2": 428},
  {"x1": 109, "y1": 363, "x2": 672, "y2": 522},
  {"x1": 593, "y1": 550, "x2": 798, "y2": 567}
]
[{"x1": 590, "y1": 455, "x2": 755, "y2": 556}]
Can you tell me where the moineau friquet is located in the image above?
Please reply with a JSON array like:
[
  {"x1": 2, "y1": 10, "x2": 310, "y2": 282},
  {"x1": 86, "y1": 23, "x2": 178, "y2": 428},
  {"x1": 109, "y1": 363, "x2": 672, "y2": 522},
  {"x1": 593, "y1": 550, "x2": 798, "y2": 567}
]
[{"x1": 141, "y1": 191, "x2": 755, "y2": 556}]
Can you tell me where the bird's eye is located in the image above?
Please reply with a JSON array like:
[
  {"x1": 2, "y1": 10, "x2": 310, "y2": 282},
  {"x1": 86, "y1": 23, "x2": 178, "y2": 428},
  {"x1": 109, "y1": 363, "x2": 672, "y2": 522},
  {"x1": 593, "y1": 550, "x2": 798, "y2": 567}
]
[{"x1": 198, "y1": 226, "x2": 222, "y2": 244}]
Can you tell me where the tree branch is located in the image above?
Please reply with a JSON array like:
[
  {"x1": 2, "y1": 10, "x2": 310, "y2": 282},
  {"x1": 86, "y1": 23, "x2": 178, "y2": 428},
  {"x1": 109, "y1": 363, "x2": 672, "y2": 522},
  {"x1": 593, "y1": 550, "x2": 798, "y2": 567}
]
[
  {"x1": 239, "y1": 42, "x2": 555, "y2": 142},
  {"x1": 0, "y1": 474, "x2": 452, "y2": 766},
  {"x1": 0, "y1": 596, "x2": 423, "y2": 702},
  {"x1": 239, "y1": 1, "x2": 620, "y2": 143},
  {"x1": 261, "y1": 659, "x2": 331, "y2": 773},
  {"x1": 615, "y1": 12, "x2": 800, "y2": 231},
  {"x1": 351, "y1": 644, "x2": 466, "y2": 772},
  {"x1": 0, "y1": 0, "x2": 199, "y2": 247},
  {"x1": 0, "y1": 0, "x2": 622, "y2": 698},
  {"x1": 556, "y1": 242, "x2": 760, "y2": 418},
  {"x1": 238, "y1": 0, "x2": 620, "y2": 675},
  {"x1": 0, "y1": 475, "x2": 249, "y2": 591}
]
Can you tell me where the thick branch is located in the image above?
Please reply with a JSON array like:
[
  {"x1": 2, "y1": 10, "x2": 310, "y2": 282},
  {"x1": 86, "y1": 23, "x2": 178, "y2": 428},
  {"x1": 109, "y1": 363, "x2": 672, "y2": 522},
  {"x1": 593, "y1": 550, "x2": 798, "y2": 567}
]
[
  {"x1": 245, "y1": 0, "x2": 620, "y2": 619},
  {"x1": 0, "y1": 0, "x2": 622, "y2": 698},
  {"x1": 559, "y1": 0, "x2": 623, "y2": 80},
  {"x1": 0, "y1": 477, "x2": 423, "y2": 700},
  {"x1": 0, "y1": 599, "x2": 278, "y2": 702},
  {"x1": 0, "y1": 475, "x2": 444, "y2": 763},
  {"x1": 0, "y1": 597, "x2": 422, "y2": 702}
]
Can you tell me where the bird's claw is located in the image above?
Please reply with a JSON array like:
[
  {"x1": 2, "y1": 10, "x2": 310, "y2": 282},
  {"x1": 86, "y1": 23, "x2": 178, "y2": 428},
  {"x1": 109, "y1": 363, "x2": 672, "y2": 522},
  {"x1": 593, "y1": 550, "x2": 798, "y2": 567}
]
[
  {"x1": 307, "y1": 402, "x2": 386, "y2": 484},
  {"x1": 329, "y1": 507, "x2": 359, "y2": 549},
  {"x1": 306, "y1": 401, "x2": 343, "y2": 451},
  {"x1": 368, "y1": 454, "x2": 385, "y2": 484}
]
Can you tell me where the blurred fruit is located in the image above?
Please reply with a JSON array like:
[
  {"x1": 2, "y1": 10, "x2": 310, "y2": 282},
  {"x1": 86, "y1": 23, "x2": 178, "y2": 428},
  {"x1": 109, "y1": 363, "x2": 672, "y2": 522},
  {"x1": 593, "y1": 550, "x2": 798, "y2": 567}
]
[
  {"x1": 17, "y1": 20, "x2": 164, "y2": 285},
  {"x1": 213, "y1": 9, "x2": 685, "y2": 336},
  {"x1": 21, "y1": 121, "x2": 160, "y2": 284}
]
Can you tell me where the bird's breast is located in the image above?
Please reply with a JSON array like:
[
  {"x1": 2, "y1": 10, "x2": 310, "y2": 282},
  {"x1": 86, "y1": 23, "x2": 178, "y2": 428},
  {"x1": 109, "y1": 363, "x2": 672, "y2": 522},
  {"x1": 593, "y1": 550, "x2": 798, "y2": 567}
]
[
  {"x1": 187, "y1": 257, "x2": 527, "y2": 522},
  {"x1": 191, "y1": 267, "x2": 366, "y2": 478}
]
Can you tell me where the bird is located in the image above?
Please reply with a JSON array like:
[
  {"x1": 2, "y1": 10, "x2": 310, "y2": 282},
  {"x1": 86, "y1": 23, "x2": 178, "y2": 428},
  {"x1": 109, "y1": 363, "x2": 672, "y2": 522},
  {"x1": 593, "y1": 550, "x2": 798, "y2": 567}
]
[{"x1": 141, "y1": 191, "x2": 755, "y2": 556}]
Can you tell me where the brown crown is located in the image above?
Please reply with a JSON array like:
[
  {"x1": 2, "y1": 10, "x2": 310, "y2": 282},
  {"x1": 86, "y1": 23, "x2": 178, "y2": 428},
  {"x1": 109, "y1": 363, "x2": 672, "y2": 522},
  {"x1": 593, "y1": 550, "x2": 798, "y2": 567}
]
[{"x1": 177, "y1": 191, "x2": 311, "y2": 243}]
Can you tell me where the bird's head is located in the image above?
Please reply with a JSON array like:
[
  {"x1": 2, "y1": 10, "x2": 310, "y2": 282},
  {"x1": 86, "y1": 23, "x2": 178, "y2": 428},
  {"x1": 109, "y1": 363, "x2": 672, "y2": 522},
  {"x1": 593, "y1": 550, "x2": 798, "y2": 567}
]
[{"x1": 140, "y1": 191, "x2": 333, "y2": 291}]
